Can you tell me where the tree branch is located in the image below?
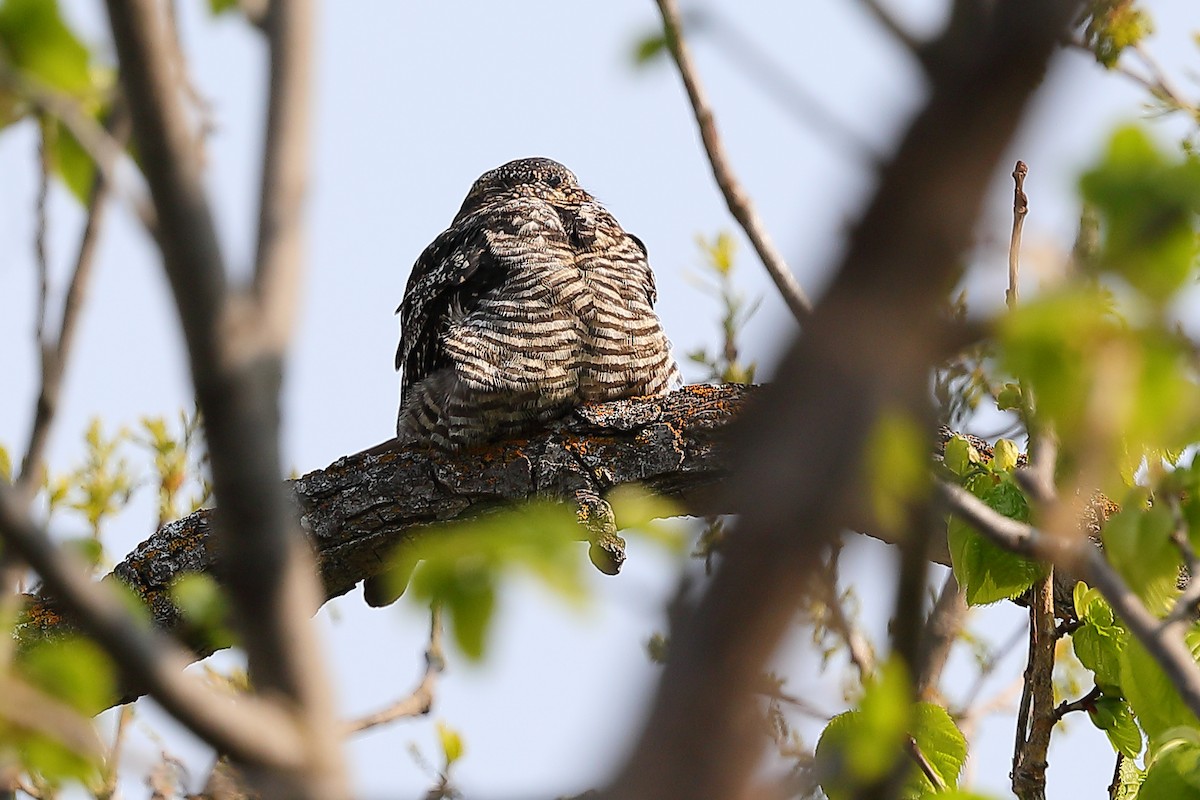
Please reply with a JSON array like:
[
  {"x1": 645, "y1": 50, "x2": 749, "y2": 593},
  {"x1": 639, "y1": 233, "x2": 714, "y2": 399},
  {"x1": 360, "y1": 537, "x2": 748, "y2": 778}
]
[
  {"x1": 344, "y1": 605, "x2": 444, "y2": 734},
  {"x1": 653, "y1": 0, "x2": 813, "y2": 322},
  {"x1": 0, "y1": 485, "x2": 306, "y2": 770}
]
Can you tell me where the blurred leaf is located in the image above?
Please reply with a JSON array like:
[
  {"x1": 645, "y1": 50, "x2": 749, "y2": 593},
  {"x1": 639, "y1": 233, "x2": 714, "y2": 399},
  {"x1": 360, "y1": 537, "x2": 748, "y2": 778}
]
[
  {"x1": 815, "y1": 660, "x2": 912, "y2": 797},
  {"x1": 1120, "y1": 636, "x2": 1200, "y2": 742},
  {"x1": 1102, "y1": 506, "x2": 1180, "y2": 602},
  {"x1": 20, "y1": 636, "x2": 114, "y2": 716},
  {"x1": 0, "y1": 0, "x2": 92, "y2": 97},
  {"x1": 1141, "y1": 729, "x2": 1200, "y2": 797},
  {"x1": 1113, "y1": 753, "x2": 1146, "y2": 800},
  {"x1": 867, "y1": 412, "x2": 928, "y2": 531},
  {"x1": 1090, "y1": 696, "x2": 1143, "y2": 758},
  {"x1": 0, "y1": 442, "x2": 10, "y2": 480},
  {"x1": 632, "y1": 31, "x2": 668, "y2": 66},
  {"x1": 992, "y1": 438, "x2": 1020, "y2": 473},
  {"x1": 209, "y1": 0, "x2": 238, "y2": 14},
  {"x1": 436, "y1": 720, "x2": 464, "y2": 769},
  {"x1": 943, "y1": 435, "x2": 981, "y2": 478},
  {"x1": 170, "y1": 573, "x2": 236, "y2": 651},
  {"x1": 995, "y1": 382, "x2": 1024, "y2": 412},
  {"x1": 606, "y1": 484, "x2": 686, "y2": 552},
  {"x1": 1080, "y1": 126, "x2": 1200, "y2": 303}
]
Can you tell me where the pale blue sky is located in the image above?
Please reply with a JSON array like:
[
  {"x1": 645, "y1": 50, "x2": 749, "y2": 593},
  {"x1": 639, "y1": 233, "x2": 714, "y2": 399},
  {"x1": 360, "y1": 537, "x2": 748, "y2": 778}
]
[{"x1": 1, "y1": 1, "x2": 1197, "y2": 797}]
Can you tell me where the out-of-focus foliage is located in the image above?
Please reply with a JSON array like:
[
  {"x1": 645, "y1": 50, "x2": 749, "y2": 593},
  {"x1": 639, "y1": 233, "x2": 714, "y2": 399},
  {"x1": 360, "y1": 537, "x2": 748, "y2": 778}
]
[{"x1": 1078, "y1": 0, "x2": 1154, "y2": 68}]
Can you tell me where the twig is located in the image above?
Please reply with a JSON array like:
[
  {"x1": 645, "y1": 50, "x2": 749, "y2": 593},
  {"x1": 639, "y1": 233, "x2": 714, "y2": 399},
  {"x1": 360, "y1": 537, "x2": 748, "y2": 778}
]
[
  {"x1": 17, "y1": 109, "x2": 131, "y2": 500},
  {"x1": 0, "y1": 485, "x2": 306, "y2": 771},
  {"x1": 1052, "y1": 684, "x2": 1100, "y2": 722},
  {"x1": 815, "y1": 546, "x2": 875, "y2": 679},
  {"x1": 345, "y1": 605, "x2": 445, "y2": 734},
  {"x1": 34, "y1": 121, "x2": 51, "y2": 358},
  {"x1": 99, "y1": 704, "x2": 136, "y2": 800},
  {"x1": 905, "y1": 735, "x2": 946, "y2": 792},
  {"x1": 937, "y1": 481, "x2": 1200, "y2": 724},
  {"x1": 1006, "y1": 161, "x2": 1027, "y2": 310},
  {"x1": 1012, "y1": 567, "x2": 1055, "y2": 799},
  {"x1": 652, "y1": 0, "x2": 813, "y2": 322}
]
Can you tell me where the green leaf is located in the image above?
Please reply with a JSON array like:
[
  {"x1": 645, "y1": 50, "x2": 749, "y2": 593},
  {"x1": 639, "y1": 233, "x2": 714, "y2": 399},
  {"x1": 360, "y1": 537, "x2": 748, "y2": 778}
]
[
  {"x1": 1142, "y1": 731, "x2": 1200, "y2": 797},
  {"x1": 0, "y1": 0, "x2": 92, "y2": 98},
  {"x1": 992, "y1": 438, "x2": 1020, "y2": 473},
  {"x1": 19, "y1": 636, "x2": 114, "y2": 715},
  {"x1": 1080, "y1": 126, "x2": 1200, "y2": 303},
  {"x1": 170, "y1": 573, "x2": 236, "y2": 651},
  {"x1": 632, "y1": 31, "x2": 669, "y2": 66},
  {"x1": 1102, "y1": 506, "x2": 1181, "y2": 603},
  {"x1": 209, "y1": 0, "x2": 238, "y2": 13},
  {"x1": 815, "y1": 660, "x2": 911, "y2": 798},
  {"x1": 867, "y1": 412, "x2": 929, "y2": 531},
  {"x1": 908, "y1": 702, "x2": 967, "y2": 794},
  {"x1": 947, "y1": 480, "x2": 1043, "y2": 606},
  {"x1": 0, "y1": 443, "x2": 10, "y2": 481},
  {"x1": 1120, "y1": 638, "x2": 1200, "y2": 741},
  {"x1": 436, "y1": 720, "x2": 464, "y2": 768},
  {"x1": 995, "y1": 382, "x2": 1024, "y2": 413},
  {"x1": 943, "y1": 435, "x2": 980, "y2": 477},
  {"x1": 1090, "y1": 696, "x2": 1144, "y2": 758}
]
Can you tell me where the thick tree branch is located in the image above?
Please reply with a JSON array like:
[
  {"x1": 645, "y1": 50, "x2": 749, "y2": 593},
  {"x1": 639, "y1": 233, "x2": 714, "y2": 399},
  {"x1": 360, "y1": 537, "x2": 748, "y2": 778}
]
[
  {"x1": 606, "y1": 3, "x2": 1079, "y2": 798},
  {"x1": 102, "y1": 0, "x2": 341, "y2": 795},
  {"x1": 653, "y1": 0, "x2": 813, "y2": 322}
]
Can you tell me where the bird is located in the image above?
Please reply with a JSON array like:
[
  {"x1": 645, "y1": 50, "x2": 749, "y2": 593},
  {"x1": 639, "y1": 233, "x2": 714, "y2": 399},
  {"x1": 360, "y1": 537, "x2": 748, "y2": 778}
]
[{"x1": 394, "y1": 157, "x2": 682, "y2": 449}]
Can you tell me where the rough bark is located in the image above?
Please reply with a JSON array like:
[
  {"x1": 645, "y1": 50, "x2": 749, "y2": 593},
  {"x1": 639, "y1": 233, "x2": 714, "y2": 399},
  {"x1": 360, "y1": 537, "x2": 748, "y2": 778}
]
[{"x1": 20, "y1": 384, "x2": 746, "y2": 660}]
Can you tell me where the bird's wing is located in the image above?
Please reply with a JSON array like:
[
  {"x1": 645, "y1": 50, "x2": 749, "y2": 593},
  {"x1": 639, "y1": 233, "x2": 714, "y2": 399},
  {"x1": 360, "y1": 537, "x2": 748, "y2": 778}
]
[{"x1": 395, "y1": 197, "x2": 576, "y2": 401}]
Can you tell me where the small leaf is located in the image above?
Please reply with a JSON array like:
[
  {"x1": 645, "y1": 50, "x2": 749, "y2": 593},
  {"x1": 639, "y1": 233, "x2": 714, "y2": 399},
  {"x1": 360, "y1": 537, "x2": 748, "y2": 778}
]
[
  {"x1": 209, "y1": 0, "x2": 238, "y2": 13},
  {"x1": 943, "y1": 436, "x2": 980, "y2": 477},
  {"x1": 1090, "y1": 696, "x2": 1143, "y2": 758},
  {"x1": 0, "y1": 443, "x2": 10, "y2": 480},
  {"x1": 632, "y1": 31, "x2": 669, "y2": 66},
  {"x1": 436, "y1": 720, "x2": 464, "y2": 768},
  {"x1": 992, "y1": 438, "x2": 1020, "y2": 473}
]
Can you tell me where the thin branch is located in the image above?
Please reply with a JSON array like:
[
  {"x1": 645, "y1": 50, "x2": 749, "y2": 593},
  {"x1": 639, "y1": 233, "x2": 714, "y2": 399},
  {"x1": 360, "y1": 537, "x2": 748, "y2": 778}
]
[
  {"x1": 1164, "y1": 494, "x2": 1200, "y2": 629},
  {"x1": 344, "y1": 606, "x2": 444, "y2": 735},
  {"x1": 250, "y1": 0, "x2": 313, "y2": 358},
  {"x1": 938, "y1": 480, "x2": 1200, "y2": 724},
  {"x1": 653, "y1": 0, "x2": 813, "y2": 322},
  {"x1": 33, "y1": 121, "x2": 51, "y2": 358},
  {"x1": 815, "y1": 547, "x2": 875, "y2": 679},
  {"x1": 1053, "y1": 684, "x2": 1100, "y2": 722},
  {"x1": 1006, "y1": 160, "x2": 1027, "y2": 310},
  {"x1": 0, "y1": 485, "x2": 306, "y2": 770},
  {"x1": 17, "y1": 109, "x2": 132, "y2": 500}
]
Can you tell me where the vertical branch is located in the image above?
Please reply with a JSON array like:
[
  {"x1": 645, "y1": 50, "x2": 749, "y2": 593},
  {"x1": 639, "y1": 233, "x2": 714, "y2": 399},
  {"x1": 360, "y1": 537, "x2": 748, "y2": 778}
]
[
  {"x1": 1007, "y1": 160, "x2": 1027, "y2": 310},
  {"x1": 653, "y1": 0, "x2": 813, "y2": 322}
]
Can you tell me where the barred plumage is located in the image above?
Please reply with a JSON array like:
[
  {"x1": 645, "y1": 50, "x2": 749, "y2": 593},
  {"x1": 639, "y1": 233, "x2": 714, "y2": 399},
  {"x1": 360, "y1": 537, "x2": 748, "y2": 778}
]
[{"x1": 396, "y1": 157, "x2": 682, "y2": 448}]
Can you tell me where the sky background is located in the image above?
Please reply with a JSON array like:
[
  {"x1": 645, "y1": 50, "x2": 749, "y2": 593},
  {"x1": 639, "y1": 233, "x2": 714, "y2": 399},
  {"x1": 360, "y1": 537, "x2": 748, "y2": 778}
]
[{"x1": 1, "y1": 1, "x2": 1198, "y2": 797}]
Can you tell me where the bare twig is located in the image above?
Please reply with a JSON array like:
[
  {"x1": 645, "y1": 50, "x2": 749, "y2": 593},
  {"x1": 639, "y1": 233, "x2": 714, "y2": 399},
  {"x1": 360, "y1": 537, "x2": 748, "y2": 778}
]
[
  {"x1": 0, "y1": 485, "x2": 306, "y2": 770},
  {"x1": 653, "y1": 0, "x2": 813, "y2": 322},
  {"x1": 938, "y1": 481, "x2": 1200, "y2": 724},
  {"x1": 814, "y1": 547, "x2": 875, "y2": 679},
  {"x1": 345, "y1": 606, "x2": 444, "y2": 734},
  {"x1": 1006, "y1": 161, "x2": 1027, "y2": 310},
  {"x1": 1052, "y1": 684, "x2": 1100, "y2": 722},
  {"x1": 17, "y1": 109, "x2": 132, "y2": 501},
  {"x1": 1012, "y1": 567, "x2": 1055, "y2": 799},
  {"x1": 34, "y1": 122, "x2": 51, "y2": 356}
]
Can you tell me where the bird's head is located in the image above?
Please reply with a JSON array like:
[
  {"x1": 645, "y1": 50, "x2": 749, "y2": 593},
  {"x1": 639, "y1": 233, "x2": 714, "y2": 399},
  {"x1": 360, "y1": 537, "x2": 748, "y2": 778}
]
[{"x1": 457, "y1": 157, "x2": 586, "y2": 216}]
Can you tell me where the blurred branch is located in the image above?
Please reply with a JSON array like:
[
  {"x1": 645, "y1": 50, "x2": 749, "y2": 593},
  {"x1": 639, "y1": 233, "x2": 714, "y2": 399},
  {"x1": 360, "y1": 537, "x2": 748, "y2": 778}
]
[
  {"x1": 102, "y1": 0, "x2": 342, "y2": 795},
  {"x1": 653, "y1": 0, "x2": 814, "y2": 322},
  {"x1": 344, "y1": 605, "x2": 444, "y2": 734},
  {"x1": 854, "y1": 0, "x2": 926, "y2": 65},
  {"x1": 916, "y1": 572, "x2": 967, "y2": 701},
  {"x1": 607, "y1": 2, "x2": 1079, "y2": 796},
  {"x1": 0, "y1": 485, "x2": 307, "y2": 771}
]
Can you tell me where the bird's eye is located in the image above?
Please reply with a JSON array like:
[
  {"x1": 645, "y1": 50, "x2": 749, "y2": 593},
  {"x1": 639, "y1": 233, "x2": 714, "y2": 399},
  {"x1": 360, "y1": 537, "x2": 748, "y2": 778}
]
[{"x1": 545, "y1": 174, "x2": 562, "y2": 188}]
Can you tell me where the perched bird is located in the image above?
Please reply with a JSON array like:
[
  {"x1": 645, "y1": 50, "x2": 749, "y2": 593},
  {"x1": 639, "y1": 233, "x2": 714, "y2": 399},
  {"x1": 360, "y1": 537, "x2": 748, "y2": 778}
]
[{"x1": 395, "y1": 157, "x2": 682, "y2": 448}]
